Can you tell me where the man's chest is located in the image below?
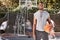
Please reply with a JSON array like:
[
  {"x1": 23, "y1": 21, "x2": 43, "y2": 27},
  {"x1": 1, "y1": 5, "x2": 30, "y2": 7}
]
[{"x1": 36, "y1": 13, "x2": 47, "y2": 20}]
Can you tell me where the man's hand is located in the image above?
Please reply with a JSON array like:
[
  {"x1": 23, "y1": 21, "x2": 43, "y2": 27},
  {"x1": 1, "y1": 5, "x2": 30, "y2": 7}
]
[{"x1": 33, "y1": 33, "x2": 36, "y2": 40}]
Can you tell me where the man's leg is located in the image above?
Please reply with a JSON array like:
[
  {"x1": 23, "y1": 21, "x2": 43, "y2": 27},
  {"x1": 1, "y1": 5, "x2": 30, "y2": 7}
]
[
  {"x1": 42, "y1": 31, "x2": 49, "y2": 40},
  {"x1": 36, "y1": 31, "x2": 42, "y2": 40}
]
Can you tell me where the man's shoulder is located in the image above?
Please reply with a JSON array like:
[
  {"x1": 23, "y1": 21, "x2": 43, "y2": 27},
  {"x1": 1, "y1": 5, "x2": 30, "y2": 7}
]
[
  {"x1": 34, "y1": 10, "x2": 40, "y2": 15},
  {"x1": 44, "y1": 11, "x2": 49, "y2": 13},
  {"x1": 44, "y1": 11, "x2": 49, "y2": 15}
]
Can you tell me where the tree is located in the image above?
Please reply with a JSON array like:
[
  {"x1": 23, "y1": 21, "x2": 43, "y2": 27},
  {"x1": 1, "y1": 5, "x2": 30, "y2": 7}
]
[
  {"x1": 0, "y1": 0, "x2": 19, "y2": 11},
  {"x1": 0, "y1": 1, "x2": 8, "y2": 13}
]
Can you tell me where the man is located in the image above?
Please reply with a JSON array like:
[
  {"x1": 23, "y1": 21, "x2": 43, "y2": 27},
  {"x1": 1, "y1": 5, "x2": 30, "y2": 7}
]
[
  {"x1": 26, "y1": 19, "x2": 32, "y2": 37},
  {"x1": 44, "y1": 20, "x2": 55, "y2": 33},
  {"x1": 49, "y1": 20, "x2": 55, "y2": 39},
  {"x1": 44, "y1": 20, "x2": 55, "y2": 39},
  {"x1": 0, "y1": 20, "x2": 8, "y2": 34},
  {"x1": 33, "y1": 2, "x2": 52, "y2": 40}
]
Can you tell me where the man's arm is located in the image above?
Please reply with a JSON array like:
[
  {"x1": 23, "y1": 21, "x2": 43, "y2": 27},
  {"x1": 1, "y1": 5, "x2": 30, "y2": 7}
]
[
  {"x1": 47, "y1": 16, "x2": 53, "y2": 27},
  {"x1": 47, "y1": 16, "x2": 51, "y2": 24},
  {"x1": 33, "y1": 16, "x2": 37, "y2": 38}
]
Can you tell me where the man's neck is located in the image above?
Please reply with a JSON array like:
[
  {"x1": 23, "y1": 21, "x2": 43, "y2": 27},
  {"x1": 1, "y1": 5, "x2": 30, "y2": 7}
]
[{"x1": 39, "y1": 10, "x2": 43, "y2": 13}]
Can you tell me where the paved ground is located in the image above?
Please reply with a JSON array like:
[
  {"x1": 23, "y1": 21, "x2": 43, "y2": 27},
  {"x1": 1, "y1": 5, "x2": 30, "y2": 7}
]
[
  {"x1": 0, "y1": 32, "x2": 60, "y2": 40},
  {"x1": 49, "y1": 36, "x2": 59, "y2": 40},
  {"x1": 0, "y1": 36, "x2": 60, "y2": 40},
  {"x1": 46, "y1": 32, "x2": 60, "y2": 40}
]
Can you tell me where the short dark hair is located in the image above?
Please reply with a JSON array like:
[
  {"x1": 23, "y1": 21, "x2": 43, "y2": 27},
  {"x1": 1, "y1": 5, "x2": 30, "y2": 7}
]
[
  {"x1": 38, "y1": 1, "x2": 44, "y2": 4},
  {"x1": 0, "y1": 1, "x2": 2, "y2": 6}
]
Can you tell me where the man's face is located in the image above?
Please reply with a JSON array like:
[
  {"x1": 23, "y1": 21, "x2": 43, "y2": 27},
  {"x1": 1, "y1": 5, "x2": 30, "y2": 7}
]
[{"x1": 38, "y1": 3, "x2": 44, "y2": 10}]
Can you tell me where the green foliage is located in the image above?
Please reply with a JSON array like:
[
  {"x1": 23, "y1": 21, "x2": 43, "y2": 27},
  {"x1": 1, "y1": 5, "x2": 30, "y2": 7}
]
[
  {"x1": 28, "y1": 7, "x2": 38, "y2": 13},
  {"x1": 28, "y1": 7, "x2": 59, "y2": 15},
  {"x1": 0, "y1": 13, "x2": 5, "y2": 18},
  {"x1": 0, "y1": 5, "x2": 8, "y2": 13}
]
